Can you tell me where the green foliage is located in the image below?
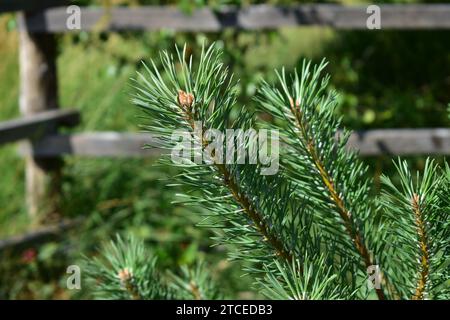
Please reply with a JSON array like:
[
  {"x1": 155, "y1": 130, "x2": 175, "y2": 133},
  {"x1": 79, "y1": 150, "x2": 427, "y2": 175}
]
[
  {"x1": 325, "y1": 30, "x2": 450, "y2": 130},
  {"x1": 260, "y1": 254, "x2": 350, "y2": 300},
  {"x1": 84, "y1": 235, "x2": 221, "y2": 300},
  {"x1": 1, "y1": 4, "x2": 449, "y2": 299},
  {"x1": 380, "y1": 159, "x2": 450, "y2": 299},
  {"x1": 123, "y1": 43, "x2": 449, "y2": 300},
  {"x1": 132, "y1": 44, "x2": 325, "y2": 298},
  {"x1": 85, "y1": 235, "x2": 173, "y2": 299},
  {"x1": 168, "y1": 262, "x2": 223, "y2": 299},
  {"x1": 255, "y1": 60, "x2": 388, "y2": 298}
]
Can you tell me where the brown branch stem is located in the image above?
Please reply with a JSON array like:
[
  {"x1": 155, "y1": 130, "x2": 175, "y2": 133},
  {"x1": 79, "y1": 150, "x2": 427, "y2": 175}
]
[
  {"x1": 411, "y1": 193, "x2": 430, "y2": 300},
  {"x1": 189, "y1": 281, "x2": 202, "y2": 300}
]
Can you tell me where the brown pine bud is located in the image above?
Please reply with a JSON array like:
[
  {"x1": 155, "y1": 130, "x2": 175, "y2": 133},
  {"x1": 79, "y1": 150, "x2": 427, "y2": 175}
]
[
  {"x1": 178, "y1": 90, "x2": 194, "y2": 109},
  {"x1": 117, "y1": 267, "x2": 133, "y2": 284},
  {"x1": 412, "y1": 193, "x2": 422, "y2": 215}
]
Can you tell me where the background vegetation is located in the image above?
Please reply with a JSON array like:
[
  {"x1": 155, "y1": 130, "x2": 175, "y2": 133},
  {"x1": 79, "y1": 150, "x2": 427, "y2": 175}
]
[{"x1": 0, "y1": 0, "x2": 449, "y2": 299}]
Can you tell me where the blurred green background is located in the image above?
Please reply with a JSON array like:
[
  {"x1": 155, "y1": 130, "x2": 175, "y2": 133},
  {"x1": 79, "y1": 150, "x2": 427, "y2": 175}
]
[{"x1": 0, "y1": 0, "x2": 449, "y2": 299}]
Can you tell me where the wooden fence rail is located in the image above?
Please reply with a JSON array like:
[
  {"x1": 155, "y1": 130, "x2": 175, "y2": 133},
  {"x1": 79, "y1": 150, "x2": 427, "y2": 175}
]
[
  {"x1": 0, "y1": 219, "x2": 81, "y2": 254},
  {"x1": 13, "y1": 129, "x2": 450, "y2": 158},
  {"x1": 2, "y1": 111, "x2": 450, "y2": 157},
  {"x1": 0, "y1": 109, "x2": 79, "y2": 145},
  {"x1": 13, "y1": 4, "x2": 450, "y2": 33}
]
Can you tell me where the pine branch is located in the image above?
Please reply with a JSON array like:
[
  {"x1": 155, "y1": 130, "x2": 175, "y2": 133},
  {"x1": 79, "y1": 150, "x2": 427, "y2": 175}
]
[
  {"x1": 132, "y1": 44, "x2": 296, "y2": 268},
  {"x1": 84, "y1": 235, "x2": 223, "y2": 300},
  {"x1": 292, "y1": 94, "x2": 384, "y2": 299},
  {"x1": 128, "y1": 43, "x2": 449, "y2": 300},
  {"x1": 380, "y1": 159, "x2": 449, "y2": 299},
  {"x1": 260, "y1": 253, "x2": 352, "y2": 300},
  {"x1": 410, "y1": 193, "x2": 430, "y2": 300},
  {"x1": 176, "y1": 91, "x2": 292, "y2": 263},
  {"x1": 168, "y1": 261, "x2": 224, "y2": 300},
  {"x1": 256, "y1": 61, "x2": 389, "y2": 299},
  {"x1": 84, "y1": 235, "x2": 174, "y2": 300},
  {"x1": 132, "y1": 43, "x2": 352, "y2": 299}
]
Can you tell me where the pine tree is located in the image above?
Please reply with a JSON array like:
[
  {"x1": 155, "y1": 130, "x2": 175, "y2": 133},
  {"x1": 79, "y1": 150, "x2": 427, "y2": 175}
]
[
  {"x1": 84, "y1": 235, "x2": 221, "y2": 300},
  {"x1": 85, "y1": 43, "x2": 449, "y2": 300}
]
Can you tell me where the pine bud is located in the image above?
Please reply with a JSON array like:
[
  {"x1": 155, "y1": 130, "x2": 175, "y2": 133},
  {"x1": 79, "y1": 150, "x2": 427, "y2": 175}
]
[
  {"x1": 289, "y1": 96, "x2": 301, "y2": 109},
  {"x1": 117, "y1": 268, "x2": 141, "y2": 300},
  {"x1": 117, "y1": 267, "x2": 133, "y2": 284},
  {"x1": 412, "y1": 193, "x2": 421, "y2": 210},
  {"x1": 178, "y1": 90, "x2": 194, "y2": 109}
]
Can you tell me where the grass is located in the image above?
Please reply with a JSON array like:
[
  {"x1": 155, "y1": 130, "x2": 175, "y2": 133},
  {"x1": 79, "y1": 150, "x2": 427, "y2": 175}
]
[{"x1": 0, "y1": 16, "x2": 26, "y2": 236}]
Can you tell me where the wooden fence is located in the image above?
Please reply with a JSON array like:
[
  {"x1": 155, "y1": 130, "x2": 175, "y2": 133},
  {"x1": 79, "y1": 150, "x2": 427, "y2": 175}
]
[
  {"x1": 3, "y1": 3, "x2": 450, "y2": 30},
  {"x1": 0, "y1": 1, "x2": 449, "y2": 249}
]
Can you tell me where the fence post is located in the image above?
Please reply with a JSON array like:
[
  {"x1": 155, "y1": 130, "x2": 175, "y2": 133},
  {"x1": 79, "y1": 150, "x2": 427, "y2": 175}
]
[{"x1": 18, "y1": 12, "x2": 62, "y2": 224}]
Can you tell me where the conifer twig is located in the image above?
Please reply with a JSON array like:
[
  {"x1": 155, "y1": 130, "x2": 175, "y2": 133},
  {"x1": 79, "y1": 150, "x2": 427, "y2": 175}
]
[
  {"x1": 380, "y1": 159, "x2": 448, "y2": 300},
  {"x1": 118, "y1": 268, "x2": 142, "y2": 300},
  {"x1": 189, "y1": 281, "x2": 202, "y2": 300},
  {"x1": 128, "y1": 44, "x2": 450, "y2": 300},
  {"x1": 411, "y1": 193, "x2": 430, "y2": 300},
  {"x1": 178, "y1": 90, "x2": 293, "y2": 263},
  {"x1": 287, "y1": 96, "x2": 386, "y2": 300}
]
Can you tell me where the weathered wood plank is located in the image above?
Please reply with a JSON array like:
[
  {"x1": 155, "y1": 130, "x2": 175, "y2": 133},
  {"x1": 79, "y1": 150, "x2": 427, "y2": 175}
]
[
  {"x1": 19, "y1": 4, "x2": 450, "y2": 33},
  {"x1": 21, "y1": 132, "x2": 165, "y2": 158},
  {"x1": 347, "y1": 128, "x2": 450, "y2": 156},
  {"x1": 20, "y1": 129, "x2": 450, "y2": 158},
  {"x1": 0, "y1": 109, "x2": 80, "y2": 145}
]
